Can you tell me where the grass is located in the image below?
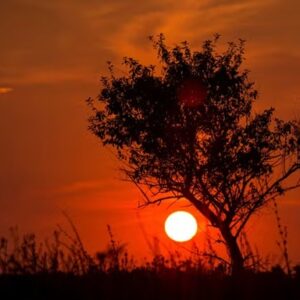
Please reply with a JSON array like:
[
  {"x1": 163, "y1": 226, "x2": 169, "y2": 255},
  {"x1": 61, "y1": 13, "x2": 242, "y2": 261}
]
[{"x1": 0, "y1": 222, "x2": 299, "y2": 300}]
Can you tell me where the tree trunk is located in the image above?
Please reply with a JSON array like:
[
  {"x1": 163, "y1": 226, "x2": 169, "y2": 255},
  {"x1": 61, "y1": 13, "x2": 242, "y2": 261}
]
[
  {"x1": 220, "y1": 225, "x2": 244, "y2": 275},
  {"x1": 185, "y1": 192, "x2": 244, "y2": 275}
]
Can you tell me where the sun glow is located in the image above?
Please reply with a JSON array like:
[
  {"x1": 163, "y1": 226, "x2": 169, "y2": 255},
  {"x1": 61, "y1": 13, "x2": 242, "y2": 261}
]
[{"x1": 164, "y1": 211, "x2": 198, "y2": 242}]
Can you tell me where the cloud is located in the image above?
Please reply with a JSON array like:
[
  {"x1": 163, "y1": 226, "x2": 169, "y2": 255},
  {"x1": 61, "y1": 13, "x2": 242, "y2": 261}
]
[
  {"x1": 52, "y1": 179, "x2": 113, "y2": 196},
  {"x1": 0, "y1": 0, "x2": 280, "y2": 86},
  {"x1": 97, "y1": 0, "x2": 283, "y2": 70},
  {"x1": 0, "y1": 87, "x2": 13, "y2": 94},
  {"x1": 0, "y1": 0, "x2": 298, "y2": 96},
  {"x1": 0, "y1": 0, "x2": 117, "y2": 85}
]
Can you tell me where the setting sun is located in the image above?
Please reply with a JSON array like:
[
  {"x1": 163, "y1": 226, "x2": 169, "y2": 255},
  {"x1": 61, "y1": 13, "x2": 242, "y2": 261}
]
[{"x1": 165, "y1": 211, "x2": 198, "y2": 242}]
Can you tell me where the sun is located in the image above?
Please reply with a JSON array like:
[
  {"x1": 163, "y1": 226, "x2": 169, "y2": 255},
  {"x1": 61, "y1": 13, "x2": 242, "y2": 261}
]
[{"x1": 164, "y1": 211, "x2": 198, "y2": 242}]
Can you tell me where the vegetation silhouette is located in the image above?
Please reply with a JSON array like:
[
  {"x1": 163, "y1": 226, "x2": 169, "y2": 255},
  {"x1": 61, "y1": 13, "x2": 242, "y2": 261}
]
[
  {"x1": 0, "y1": 226, "x2": 300, "y2": 299},
  {"x1": 88, "y1": 34, "x2": 300, "y2": 275}
]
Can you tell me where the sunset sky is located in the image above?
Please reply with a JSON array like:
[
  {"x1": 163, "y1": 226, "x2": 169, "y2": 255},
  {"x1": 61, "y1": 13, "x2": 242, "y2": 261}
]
[{"x1": 1, "y1": 0, "x2": 300, "y2": 263}]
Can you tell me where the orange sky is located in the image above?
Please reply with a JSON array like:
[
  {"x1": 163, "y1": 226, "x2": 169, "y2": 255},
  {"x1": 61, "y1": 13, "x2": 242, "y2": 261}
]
[{"x1": 0, "y1": 0, "x2": 300, "y2": 264}]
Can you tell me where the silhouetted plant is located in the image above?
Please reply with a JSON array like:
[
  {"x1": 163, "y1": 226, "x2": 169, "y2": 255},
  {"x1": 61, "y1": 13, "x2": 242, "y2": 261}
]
[
  {"x1": 88, "y1": 34, "x2": 300, "y2": 274},
  {"x1": 0, "y1": 227, "x2": 211, "y2": 276},
  {"x1": 1, "y1": 227, "x2": 299, "y2": 300},
  {"x1": 273, "y1": 200, "x2": 291, "y2": 276}
]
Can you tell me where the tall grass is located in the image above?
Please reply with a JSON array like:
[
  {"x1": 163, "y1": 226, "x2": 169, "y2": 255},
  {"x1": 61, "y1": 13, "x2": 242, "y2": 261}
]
[
  {"x1": 0, "y1": 222, "x2": 298, "y2": 277},
  {"x1": 0, "y1": 225, "x2": 212, "y2": 276},
  {"x1": 0, "y1": 221, "x2": 299, "y2": 300}
]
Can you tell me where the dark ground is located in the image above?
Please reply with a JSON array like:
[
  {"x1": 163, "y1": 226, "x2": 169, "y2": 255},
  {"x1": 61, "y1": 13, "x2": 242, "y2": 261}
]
[{"x1": 1, "y1": 269, "x2": 300, "y2": 300}]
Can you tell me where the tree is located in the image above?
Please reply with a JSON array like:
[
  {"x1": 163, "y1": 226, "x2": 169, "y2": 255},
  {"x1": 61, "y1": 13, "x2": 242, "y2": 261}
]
[{"x1": 87, "y1": 34, "x2": 300, "y2": 274}]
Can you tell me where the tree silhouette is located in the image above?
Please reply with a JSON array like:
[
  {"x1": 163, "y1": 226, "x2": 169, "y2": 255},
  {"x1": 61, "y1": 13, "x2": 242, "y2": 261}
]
[{"x1": 88, "y1": 34, "x2": 300, "y2": 274}]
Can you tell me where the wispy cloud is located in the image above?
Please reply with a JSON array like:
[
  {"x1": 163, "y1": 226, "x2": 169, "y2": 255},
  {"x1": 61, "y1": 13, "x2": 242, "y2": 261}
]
[
  {"x1": 0, "y1": 0, "x2": 283, "y2": 86},
  {"x1": 0, "y1": 87, "x2": 13, "y2": 94},
  {"x1": 52, "y1": 179, "x2": 110, "y2": 195}
]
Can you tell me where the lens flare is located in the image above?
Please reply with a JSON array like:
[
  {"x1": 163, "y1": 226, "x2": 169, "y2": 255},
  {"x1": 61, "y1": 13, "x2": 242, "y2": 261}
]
[{"x1": 177, "y1": 79, "x2": 207, "y2": 107}]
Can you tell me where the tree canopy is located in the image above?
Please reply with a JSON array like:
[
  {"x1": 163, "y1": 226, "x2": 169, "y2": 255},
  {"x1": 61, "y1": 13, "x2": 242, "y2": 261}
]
[{"x1": 88, "y1": 34, "x2": 300, "y2": 274}]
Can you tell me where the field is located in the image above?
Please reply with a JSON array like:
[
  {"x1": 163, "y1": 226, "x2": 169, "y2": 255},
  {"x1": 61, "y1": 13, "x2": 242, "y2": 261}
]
[{"x1": 0, "y1": 227, "x2": 299, "y2": 300}]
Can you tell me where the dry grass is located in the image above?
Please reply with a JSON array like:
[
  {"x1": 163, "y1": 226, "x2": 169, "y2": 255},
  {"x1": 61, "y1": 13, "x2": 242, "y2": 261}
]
[{"x1": 0, "y1": 220, "x2": 299, "y2": 299}]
